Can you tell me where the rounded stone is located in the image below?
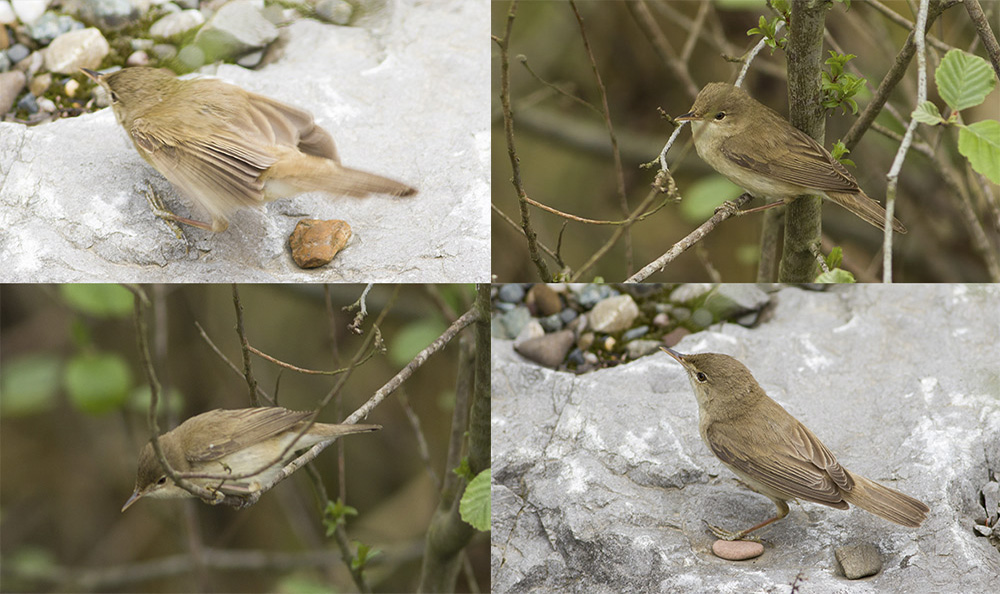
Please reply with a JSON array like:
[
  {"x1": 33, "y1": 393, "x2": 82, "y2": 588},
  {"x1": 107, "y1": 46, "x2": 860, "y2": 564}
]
[
  {"x1": 288, "y1": 219, "x2": 352, "y2": 269},
  {"x1": 712, "y1": 539, "x2": 764, "y2": 561}
]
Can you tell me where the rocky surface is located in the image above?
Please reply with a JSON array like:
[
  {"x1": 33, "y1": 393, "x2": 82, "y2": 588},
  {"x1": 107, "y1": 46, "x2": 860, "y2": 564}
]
[
  {"x1": 492, "y1": 284, "x2": 1000, "y2": 592},
  {"x1": 0, "y1": 1, "x2": 487, "y2": 282}
]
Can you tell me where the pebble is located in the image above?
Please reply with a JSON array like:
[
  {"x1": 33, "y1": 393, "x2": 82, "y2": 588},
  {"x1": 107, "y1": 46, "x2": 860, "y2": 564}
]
[
  {"x1": 0, "y1": 1, "x2": 14, "y2": 25},
  {"x1": 495, "y1": 306, "x2": 531, "y2": 340},
  {"x1": 69, "y1": 0, "x2": 144, "y2": 31},
  {"x1": 622, "y1": 325, "x2": 649, "y2": 341},
  {"x1": 44, "y1": 27, "x2": 109, "y2": 74},
  {"x1": 288, "y1": 219, "x2": 352, "y2": 268},
  {"x1": 513, "y1": 319, "x2": 544, "y2": 343},
  {"x1": 574, "y1": 283, "x2": 617, "y2": 308},
  {"x1": 36, "y1": 96, "x2": 54, "y2": 112},
  {"x1": 194, "y1": 0, "x2": 278, "y2": 63},
  {"x1": 497, "y1": 283, "x2": 525, "y2": 303},
  {"x1": 712, "y1": 539, "x2": 764, "y2": 561},
  {"x1": 16, "y1": 91, "x2": 37, "y2": 113},
  {"x1": 125, "y1": 50, "x2": 149, "y2": 66},
  {"x1": 576, "y1": 332, "x2": 594, "y2": 351},
  {"x1": 315, "y1": 0, "x2": 352, "y2": 25},
  {"x1": 26, "y1": 12, "x2": 83, "y2": 44},
  {"x1": 652, "y1": 312, "x2": 670, "y2": 327},
  {"x1": 670, "y1": 283, "x2": 714, "y2": 303},
  {"x1": 559, "y1": 308, "x2": 578, "y2": 325},
  {"x1": 149, "y1": 9, "x2": 204, "y2": 39},
  {"x1": 151, "y1": 42, "x2": 178, "y2": 60},
  {"x1": 6, "y1": 42, "x2": 29, "y2": 63},
  {"x1": 0, "y1": 68, "x2": 25, "y2": 113},
  {"x1": 690, "y1": 307, "x2": 713, "y2": 329},
  {"x1": 624, "y1": 339, "x2": 660, "y2": 360},
  {"x1": 29, "y1": 73, "x2": 50, "y2": 96},
  {"x1": 526, "y1": 283, "x2": 562, "y2": 316},
  {"x1": 514, "y1": 329, "x2": 574, "y2": 369},
  {"x1": 538, "y1": 313, "x2": 563, "y2": 333},
  {"x1": 176, "y1": 43, "x2": 204, "y2": 68},
  {"x1": 662, "y1": 327, "x2": 690, "y2": 348},
  {"x1": 588, "y1": 294, "x2": 639, "y2": 333},
  {"x1": 11, "y1": 0, "x2": 48, "y2": 25},
  {"x1": 835, "y1": 543, "x2": 882, "y2": 579},
  {"x1": 236, "y1": 49, "x2": 263, "y2": 68}
]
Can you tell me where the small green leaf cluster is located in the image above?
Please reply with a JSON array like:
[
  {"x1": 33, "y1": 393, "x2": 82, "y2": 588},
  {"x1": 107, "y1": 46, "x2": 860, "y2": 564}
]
[
  {"x1": 814, "y1": 247, "x2": 856, "y2": 283},
  {"x1": 830, "y1": 141, "x2": 856, "y2": 168},
  {"x1": 822, "y1": 51, "x2": 866, "y2": 114},
  {"x1": 323, "y1": 499, "x2": 359, "y2": 535},
  {"x1": 911, "y1": 49, "x2": 999, "y2": 184},
  {"x1": 747, "y1": 15, "x2": 786, "y2": 53}
]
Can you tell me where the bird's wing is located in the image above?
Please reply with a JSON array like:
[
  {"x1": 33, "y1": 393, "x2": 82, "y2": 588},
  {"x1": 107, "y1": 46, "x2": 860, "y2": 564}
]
[
  {"x1": 706, "y1": 418, "x2": 852, "y2": 508},
  {"x1": 719, "y1": 123, "x2": 860, "y2": 193},
  {"x1": 186, "y1": 408, "x2": 313, "y2": 462},
  {"x1": 238, "y1": 91, "x2": 340, "y2": 162},
  {"x1": 131, "y1": 116, "x2": 276, "y2": 213}
]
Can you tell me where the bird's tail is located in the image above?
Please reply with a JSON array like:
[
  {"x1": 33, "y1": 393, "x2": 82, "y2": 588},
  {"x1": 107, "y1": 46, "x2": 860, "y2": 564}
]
[
  {"x1": 826, "y1": 190, "x2": 907, "y2": 234},
  {"x1": 263, "y1": 152, "x2": 417, "y2": 199},
  {"x1": 842, "y1": 473, "x2": 929, "y2": 527}
]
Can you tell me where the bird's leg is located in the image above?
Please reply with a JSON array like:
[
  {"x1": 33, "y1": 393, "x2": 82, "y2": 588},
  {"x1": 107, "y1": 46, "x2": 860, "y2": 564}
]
[
  {"x1": 141, "y1": 180, "x2": 214, "y2": 236},
  {"x1": 705, "y1": 498, "x2": 789, "y2": 541},
  {"x1": 715, "y1": 199, "x2": 785, "y2": 218}
]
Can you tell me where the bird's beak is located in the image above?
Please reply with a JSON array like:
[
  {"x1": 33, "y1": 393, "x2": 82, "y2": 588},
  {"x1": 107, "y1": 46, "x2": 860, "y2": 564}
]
[
  {"x1": 660, "y1": 346, "x2": 695, "y2": 372},
  {"x1": 121, "y1": 488, "x2": 142, "y2": 512},
  {"x1": 80, "y1": 68, "x2": 100, "y2": 82},
  {"x1": 674, "y1": 110, "x2": 700, "y2": 122}
]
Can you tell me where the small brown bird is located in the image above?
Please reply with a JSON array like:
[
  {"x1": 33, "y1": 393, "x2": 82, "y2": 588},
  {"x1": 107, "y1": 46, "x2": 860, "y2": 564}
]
[
  {"x1": 83, "y1": 67, "x2": 416, "y2": 232},
  {"x1": 662, "y1": 347, "x2": 928, "y2": 541},
  {"x1": 675, "y1": 82, "x2": 906, "y2": 234},
  {"x1": 122, "y1": 407, "x2": 380, "y2": 511}
]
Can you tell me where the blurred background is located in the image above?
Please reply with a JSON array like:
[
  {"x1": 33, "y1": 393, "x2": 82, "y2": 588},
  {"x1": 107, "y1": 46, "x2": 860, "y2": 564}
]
[
  {"x1": 491, "y1": 0, "x2": 1000, "y2": 282},
  {"x1": 0, "y1": 284, "x2": 486, "y2": 593}
]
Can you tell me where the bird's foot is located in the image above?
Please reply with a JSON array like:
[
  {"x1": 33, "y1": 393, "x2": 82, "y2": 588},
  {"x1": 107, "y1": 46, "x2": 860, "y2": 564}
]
[{"x1": 702, "y1": 519, "x2": 760, "y2": 542}]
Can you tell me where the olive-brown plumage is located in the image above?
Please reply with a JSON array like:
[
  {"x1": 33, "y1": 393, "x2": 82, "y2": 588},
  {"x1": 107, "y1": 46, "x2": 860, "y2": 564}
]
[
  {"x1": 662, "y1": 347, "x2": 928, "y2": 540},
  {"x1": 675, "y1": 82, "x2": 906, "y2": 234},
  {"x1": 123, "y1": 407, "x2": 380, "y2": 511},
  {"x1": 83, "y1": 67, "x2": 416, "y2": 232}
]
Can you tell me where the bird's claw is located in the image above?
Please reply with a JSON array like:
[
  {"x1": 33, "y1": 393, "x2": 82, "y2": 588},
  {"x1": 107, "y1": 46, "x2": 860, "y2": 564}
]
[{"x1": 702, "y1": 519, "x2": 760, "y2": 542}]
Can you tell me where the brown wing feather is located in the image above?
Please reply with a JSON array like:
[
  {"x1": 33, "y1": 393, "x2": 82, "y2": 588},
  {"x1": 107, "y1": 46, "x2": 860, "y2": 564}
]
[
  {"x1": 185, "y1": 408, "x2": 313, "y2": 462},
  {"x1": 706, "y1": 419, "x2": 851, "y2": 508},
  {"x1": 720, "y1": 119, "x2": 860, "y2": 193}
]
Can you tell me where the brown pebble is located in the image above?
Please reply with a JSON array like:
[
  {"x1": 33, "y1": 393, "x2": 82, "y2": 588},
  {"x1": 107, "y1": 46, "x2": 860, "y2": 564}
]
[
  {"x1": 526, "y1": 283, "x2": 563, "y2": 316},
  {"x1": 712, "y1": 539, "x2": 764, "y2": 561},
  {"x1": 289, "y1": 219, "x2": 352, "y2": 269},
  {"x1": 514, "y1": 329, "x2": 575, "y2": 369}
]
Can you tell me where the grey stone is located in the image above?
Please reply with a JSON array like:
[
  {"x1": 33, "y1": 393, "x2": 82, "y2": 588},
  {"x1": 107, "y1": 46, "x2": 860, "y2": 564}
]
[
  {"x1": 670, "y1": 283, "x2": 714, "y2": 303},
  {"x1": 26, "y1": 12, "x2": 84, "y2": 44},
  {"x1": 690, "y1": 307, "x2": 713, "y2": 328},
  {"x1": 835, "y1": 542, "x2": 883, "y2": 579},
  {"x1": 11, "y1": 0, "x2": 48, "y2": 24},
  {"x1": 0, "y1": 1, "x2": 15, "y2": 25},
  {"x1": 589, "y1": 294, "x2": 639, "y2": 333},
  {"x1": 6, "y1": 43, "x2": 29, "y2": 63},
  {"x1": 65, "y1": 0, "x2": 148, "y2": 31},
  {"x1": 497, "y1": 283, "x2": 525, "y2": 303},
  {"x1": 0, "y1": 3, "x2": 487, "y2": 282},
  {"x1": 538, "y1": 313, "x2": 564, "y2": 333},
  {"x1": 493, "y1": 307, "x2": 531, "y2": 340},
  {"x1": 573, "y1": 283, "x2": 617, "y2": 309},
  {"x1": 44, "y1": 27, "x2": 109, "y2": 74},
  {"x1": 703, "y1": 284, "x2": 770, "y2": 319},
  {"x1": 194, "y1": 0, "x2": 277, "y2": 62},
  {"x1": 624, "y1": 339, "x2": 660, "y2": 361},
  {"x1": 149, "y1": 8, "x2": 204, "y2": 39},
  {"x1": 15, "y1": 91, "x2": 35, "y2": 113},
  {"x1": 622, "y1": 325, "x2": 649, "y2": 341},
  {"x1": 559, "y1": 308, "x2": 578, "y2": 324},
  {"x1": 492, "y1": 284, "x2": 1000, "y2": 592},
  {"x1": 315, "y1": 0, "x2": 352, "y2": 25}
]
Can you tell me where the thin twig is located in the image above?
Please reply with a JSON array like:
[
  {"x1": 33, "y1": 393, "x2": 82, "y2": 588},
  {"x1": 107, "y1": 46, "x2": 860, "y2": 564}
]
[{"x1": 232, "y1": 285, "x2": 260, "y2": 406}]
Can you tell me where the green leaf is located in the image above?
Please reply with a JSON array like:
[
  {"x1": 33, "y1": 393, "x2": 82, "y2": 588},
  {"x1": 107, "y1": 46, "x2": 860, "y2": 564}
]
[
  {"x1": 350, "y1": 541, "x2": 381, "y2": 571},
  {"x1": 59, "y1": 285, "x2": 133, "y2": 318},
  {"x1": 958, "y1": 120, "x2": 1000, "y2": 184},
  {"x1": 453, "y1": 456, "x2": 474, "y2": 481},
  {"x1": 389, "y1": 318, "x2": 447, "y2": 366},
  {"x1": 682, "y1": 176, "x2": 743, "y2": 222},
  {"x1": 323, "y1": 499, "x2": 359, "y2": 536},
  {"x1": 459, "y1": 469, "x2": 491, "y2": 532},
  {"x1": 937, "y1": 49, "x2": 996, "y2": 111},
  {"x1": 0, "y1": 355, "x2": 62, "y2": 417},
  {"x1": 276, "y1": 575, "x2": 336, "y2": 594},
  {"x1": 64, "y1": 352, "x2": 132, "y2": 414},
  {"x1": 815, "y1": 269, "x2": 856, "y2": 283},
  {"x1": 912, "y1": 101, "x2": 945, "y2": 125},
  {"x1": 825, "y1": 246, "x2": 844, "y2": 270}
]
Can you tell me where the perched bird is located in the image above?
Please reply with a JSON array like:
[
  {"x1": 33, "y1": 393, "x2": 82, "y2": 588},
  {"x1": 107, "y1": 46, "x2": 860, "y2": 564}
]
[{"x1": 662, "y1": 347, "x2": 928, "y2": 541}]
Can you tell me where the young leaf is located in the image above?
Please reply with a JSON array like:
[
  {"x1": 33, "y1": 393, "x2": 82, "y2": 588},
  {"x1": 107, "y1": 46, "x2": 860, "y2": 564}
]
[
  {"x1": 937, "y1": 49, "x2": 996, "y2": 112},
  {"x1": 815, "y1": 269, "x2": 856, "y2": 283},
  {"x1": 459, "y1": 469, "x2": 491, "y2": 532},
  {"x1": 958, "y1": 120, "x2": 1000, "y2": 184},
  {"x1": 911, "y1": 101, "x2": 944, "y2": 125}
]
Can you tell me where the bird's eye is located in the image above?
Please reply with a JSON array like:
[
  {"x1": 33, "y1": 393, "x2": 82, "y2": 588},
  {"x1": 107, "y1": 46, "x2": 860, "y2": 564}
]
[
  {"x1": 714, "y1": 112, "x2": 726, "y2": 121},
  {"x1": 110, "y1": 91, "x2": 119, "y2": 103},
  {"x1": 156, "y1": 476, "x2": 167, "y2": 485},
  {"x1": 696, "y1": 372, "x2": 708, "y2": 382}
]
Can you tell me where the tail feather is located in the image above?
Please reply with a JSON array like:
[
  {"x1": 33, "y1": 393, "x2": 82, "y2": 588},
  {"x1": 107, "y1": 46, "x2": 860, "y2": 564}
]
[
  {"x1": 826, "y1": 191, "x2": 907, "y2": 234},
  {"x1": 842, "y1": 473, "x2": 929, "y2": 528}
]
